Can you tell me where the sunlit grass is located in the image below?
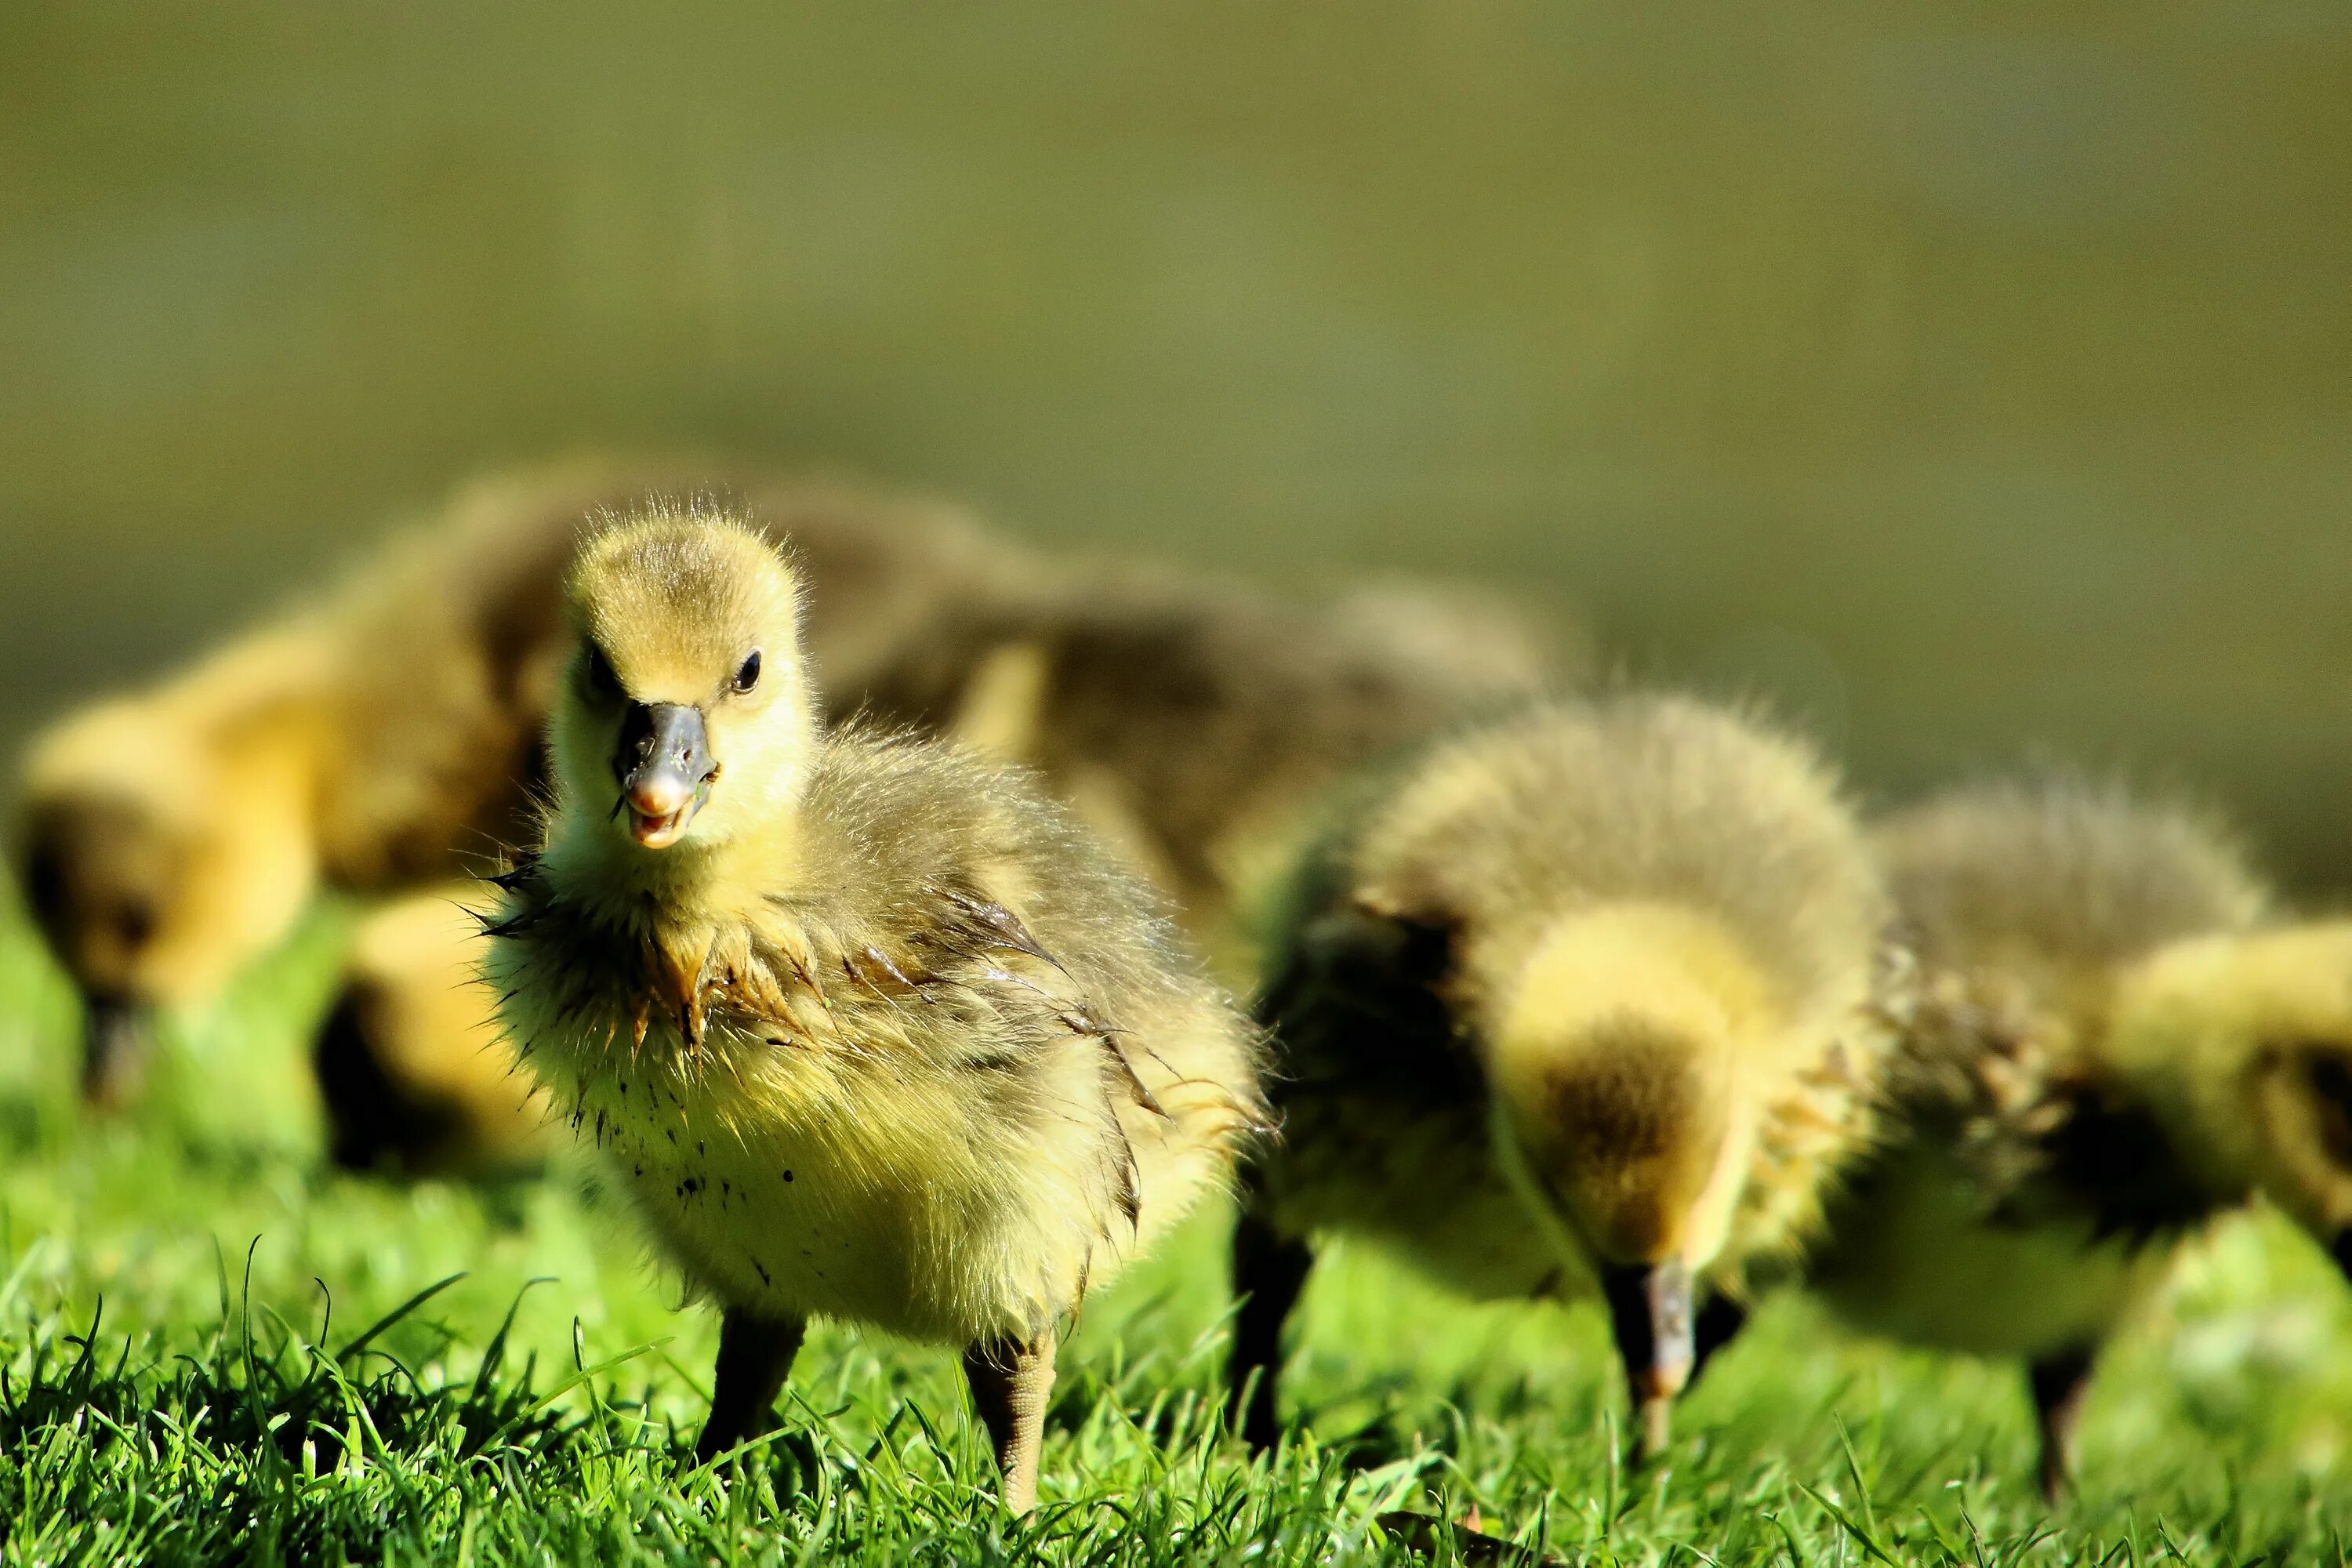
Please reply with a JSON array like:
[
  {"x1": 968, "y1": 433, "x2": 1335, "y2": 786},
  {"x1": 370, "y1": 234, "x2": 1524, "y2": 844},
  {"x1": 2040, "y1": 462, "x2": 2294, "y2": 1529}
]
[{"x1": 3, "y1": 907, "x2": 2350, "y2": 1564}]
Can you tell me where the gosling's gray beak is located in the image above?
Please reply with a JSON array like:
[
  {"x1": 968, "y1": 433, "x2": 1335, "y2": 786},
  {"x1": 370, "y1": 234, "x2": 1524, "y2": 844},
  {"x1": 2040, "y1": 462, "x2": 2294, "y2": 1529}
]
[
  {"x1": 81, "y1": 992, "x2": 152, "y2": 1110},
  {"x1": 2329, "y1": 1229, "x2": 2352, "y2": 1283},
  {"x1": 613, "y1": 702, "x2": 715, "y2": 849},
  {"x1": 1602, "y1": 1258, "x2": 1695, "y2": 1457}
]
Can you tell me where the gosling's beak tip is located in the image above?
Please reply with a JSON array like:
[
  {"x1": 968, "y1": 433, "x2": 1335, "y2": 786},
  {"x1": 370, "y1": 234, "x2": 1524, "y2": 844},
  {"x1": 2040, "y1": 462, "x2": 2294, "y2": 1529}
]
[
  {"x1": 614, "y1": 702, "x2": 715, "y2": 849},
  {"x1": 2328, "y1": 1228, "x2": 2352, "y2": 1283},
  {"x1": 626, "y1": 776, "x2": 694, "y2": 821}
]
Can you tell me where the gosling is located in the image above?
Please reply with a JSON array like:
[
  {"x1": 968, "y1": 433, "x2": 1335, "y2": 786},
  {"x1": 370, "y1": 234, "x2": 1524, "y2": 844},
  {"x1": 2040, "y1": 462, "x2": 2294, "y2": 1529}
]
[
  {"x1": 481, "y1": 511, "x2": 1263, "y2": 1512},
  {"x1": 12, "y1": 458, "x2": 1023, "y2": 1105},
  {"x1": 1228, "y1": 695, "x2": 1891, "y2": 1458},
  {"x1": 1802, "y1": 778, "x2": 2352, "y2": 1497}
]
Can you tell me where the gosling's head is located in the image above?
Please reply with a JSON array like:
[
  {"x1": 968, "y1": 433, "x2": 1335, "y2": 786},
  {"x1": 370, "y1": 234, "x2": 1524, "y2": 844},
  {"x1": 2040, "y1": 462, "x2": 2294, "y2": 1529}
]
[
  {"x1": 12, "y1": 698, "x2": 318, "y2": 1105},
  {"x1": 2107, "y1": 921, "x2": 2352, "y2": 1278},
  {"x1": 1482, "y1": 904, "x2": 1769, "y2": 1439},
  {"x1": 550, "y1": 511, "x2": 815, "y2": 861}
]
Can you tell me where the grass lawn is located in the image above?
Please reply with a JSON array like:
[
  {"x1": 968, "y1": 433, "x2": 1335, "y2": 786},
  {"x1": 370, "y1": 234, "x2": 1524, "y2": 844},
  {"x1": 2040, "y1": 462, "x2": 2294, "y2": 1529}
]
[{"x1": 2, "y1": 906, "x2": 2350, "y2": 1566}]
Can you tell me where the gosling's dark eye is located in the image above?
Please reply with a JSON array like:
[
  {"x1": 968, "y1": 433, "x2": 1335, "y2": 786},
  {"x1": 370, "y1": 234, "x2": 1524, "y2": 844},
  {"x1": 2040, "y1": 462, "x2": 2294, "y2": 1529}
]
[
  {"x1": 20, "y1": 840, "x2": 65, "y2": 922},
  {"x1": 731, "y1": 650, "x2": 762, "y2": 694},
  {"x1": 115, "y1": 898, "x2": 156, "y2": 950},
  {"x1": 2303, "y1": 1051, "x2": 2352, "y2": 1167},
  {"x1": 582, "y1": 644, "x2": 620, "y2": 700}
]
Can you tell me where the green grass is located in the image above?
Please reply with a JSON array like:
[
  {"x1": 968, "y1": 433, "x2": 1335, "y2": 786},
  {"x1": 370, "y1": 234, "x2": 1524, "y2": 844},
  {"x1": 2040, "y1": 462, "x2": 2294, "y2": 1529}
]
[{"x1": 3, "y1": 909, "x2": 2351, "y2": 1564}]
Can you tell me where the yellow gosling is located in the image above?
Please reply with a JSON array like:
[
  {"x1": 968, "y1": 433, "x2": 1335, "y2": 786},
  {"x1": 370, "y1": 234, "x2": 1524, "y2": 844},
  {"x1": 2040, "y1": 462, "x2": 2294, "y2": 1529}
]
[
  {"x1": 481, "y1": 511, "x2": 1263, "y2": 1512},
  {"x1": 1229, "y1": 695, "x2": 1890, "y2": 1458},
  {"x1": 1806, "y1": 778, "x2": 2284, "y2": 1498}
]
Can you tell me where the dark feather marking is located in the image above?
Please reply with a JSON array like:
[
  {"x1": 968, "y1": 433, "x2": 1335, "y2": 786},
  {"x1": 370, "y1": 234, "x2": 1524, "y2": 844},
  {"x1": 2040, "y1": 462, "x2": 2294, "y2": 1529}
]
[
  {"x1": 931, "y1": 884, "x2": 1065, "y2": 973},
  {"x1": 1101, "y1": 1036, "x2": 1168, "y2": 1120},
  {"x1": 753, "y1": 927, "x2": 830, "y2": 1009},
  {"x1": 1114, "y1": 1145, "x2": 1142, "y2": 1231},
  {"x1": 858, "y1": 943, "x2": 919, "y2": 990}
]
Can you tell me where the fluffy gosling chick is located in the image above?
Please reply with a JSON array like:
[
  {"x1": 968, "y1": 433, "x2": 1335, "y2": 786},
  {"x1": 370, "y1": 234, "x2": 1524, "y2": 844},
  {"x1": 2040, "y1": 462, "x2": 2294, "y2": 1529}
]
[
  {"x1": 13, "y1": 624, "x2": 331, "y2": 1106},
  {"x1": 1229, "y1": 695, "x2": 1890, "y2": 1457},
  {"x1": 481, "y1": 513, "x2": 1263, "y2": 1512},
  {"x1": 1803, "y1": 778, "x2": 2284, "y2": 1497}
]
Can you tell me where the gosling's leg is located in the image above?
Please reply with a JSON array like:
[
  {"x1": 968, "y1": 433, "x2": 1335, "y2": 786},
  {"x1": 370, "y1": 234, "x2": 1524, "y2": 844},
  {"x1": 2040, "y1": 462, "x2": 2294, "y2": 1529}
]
[
  {"x1": 1228, "y1": 1207, "x2": 1316, "y2": 1452},
  {"x1": 695, "y1": 1307, "x2": 807, "y2": 1464},
  {"x1": 963, "y1": 1329, "x2": 1059, "y2": 1515},
  {"x1": 2026, "y1": 1344, "x2": 2097, "y2": 1502},
  {"x1": 1601, "y1": 1261, "x2": 1694, "y2": 1466}
]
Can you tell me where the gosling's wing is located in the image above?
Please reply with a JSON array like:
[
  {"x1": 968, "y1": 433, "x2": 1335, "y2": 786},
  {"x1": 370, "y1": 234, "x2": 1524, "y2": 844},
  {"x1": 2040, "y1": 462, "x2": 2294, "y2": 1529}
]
[
  {"x1": 1258, "y1": 898, "x2": 1475, "y2": 1105},
  {"x1": 759, "y1": 825, "x2": 1174, "y2": 1210},
  {"x1": 1874, "y1": 954, "x2": 2167, "y2": 1235}
]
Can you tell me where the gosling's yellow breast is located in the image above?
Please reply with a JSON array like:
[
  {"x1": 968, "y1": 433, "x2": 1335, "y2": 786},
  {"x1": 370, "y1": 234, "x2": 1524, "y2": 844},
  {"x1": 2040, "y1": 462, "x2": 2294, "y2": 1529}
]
[
  {"x1": 553, "y1": 1015, "x2": 1094, "y2": 1341},
  {"x1": 489, "y1": 728, "x2": 1260, "y2": 1346}
]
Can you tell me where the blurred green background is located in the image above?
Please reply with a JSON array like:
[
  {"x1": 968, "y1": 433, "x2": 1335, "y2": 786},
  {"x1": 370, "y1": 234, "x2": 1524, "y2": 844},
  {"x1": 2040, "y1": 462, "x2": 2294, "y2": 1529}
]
[{"x1": 2, "y1": 1, "x2": 2347, "y2": 883}]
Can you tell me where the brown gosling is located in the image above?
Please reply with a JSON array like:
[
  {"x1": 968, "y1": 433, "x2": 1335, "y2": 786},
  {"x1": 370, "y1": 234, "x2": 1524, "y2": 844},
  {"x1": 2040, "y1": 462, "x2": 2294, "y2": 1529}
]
[
  {"x1": 1228, "y1": 695, "x2": 1892, "y2": 1458},
  {"x1": 1801, "y1": 778, "x2": 2352, "y2": 1498},
  {"x1": 9, "y1": 459, "x2": 1024, "y2": 1106},
  {"x1": 480, "y1": 511, "x2": 1263, "y2": 1512}
]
